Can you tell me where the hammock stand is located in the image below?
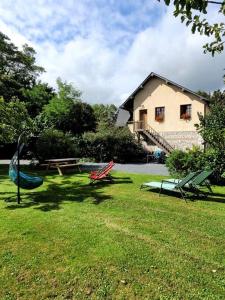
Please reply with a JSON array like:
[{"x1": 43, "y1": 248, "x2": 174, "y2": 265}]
[{"x1": 8, "y1": 133, "x2": 43, "y2": 204}]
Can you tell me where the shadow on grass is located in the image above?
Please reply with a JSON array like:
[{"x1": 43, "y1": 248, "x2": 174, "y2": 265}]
[
  {"x1": 142, "y1": 187, "x2": 225, "y2": 203},
  {"x1": 1, "y1": 170, "x2": 133, "y2": 211}
]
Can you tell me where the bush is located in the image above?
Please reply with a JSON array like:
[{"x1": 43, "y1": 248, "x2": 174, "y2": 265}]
[
  {"x1": 202, "y1": 148, "x2": 225, "y2": 183},
  {"x1": 166, "y1": 146, "x2": 225, "y2": 183},
  {"x1": 166, "y1": 147, "x2": 205, "y2": 178},
  {"x1": 36, "y1": 129, "x2": 80, "y2": 162},
  {"x1": 81, "y1": 127, "x2": 146, "y2": 163}
]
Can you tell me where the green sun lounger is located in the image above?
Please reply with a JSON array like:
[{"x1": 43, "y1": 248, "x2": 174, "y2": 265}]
[
  {"x1": 167, "y1": 170, "x2": 213, "y2": 193},
  {"x1": 140, "y1": 171, "x2": 199, "y2": 200}
]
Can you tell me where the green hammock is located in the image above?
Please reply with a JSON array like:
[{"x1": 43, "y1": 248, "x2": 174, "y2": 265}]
[
  {"x1": 9, "y1": 165, "x2": 43, "y2": 190},
  {"x1": 9, "y1": 141, "x2": 43, "y2": 191}
]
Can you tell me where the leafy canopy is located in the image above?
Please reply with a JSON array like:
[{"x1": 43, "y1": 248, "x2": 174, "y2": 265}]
[
  {"x1": 42, "y1": 78, "x2": 96, "y2": 135},
  {"x1": 0, "y1": 97, "x2": 34, "y2": 144},
  {"x1": 196, "y1": 90, "x2": 225, "y2": 150},
  {"x1": 92, "y1": 104, "x2": 117, "y2": 129},
  {"x1": 160, "y1": 0, "x2": 225, "y2": 56},
  {"x1": 0, "y1": 32, "x2": 44, "y2": 101},
  {"x1": 22, "y1": 82, "x2": 55, "y2": 117}
]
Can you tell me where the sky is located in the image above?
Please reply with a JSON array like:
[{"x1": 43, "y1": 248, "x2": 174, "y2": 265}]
[{"x1": 0, "y1": 0, "x2": 224, "y2": 105}]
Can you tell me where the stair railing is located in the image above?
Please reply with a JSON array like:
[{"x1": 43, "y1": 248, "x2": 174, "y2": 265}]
[
  {"x1": 133, "y1": 121, "x2": 174, "y2": 153},
  {"x1": 145, "y1": 124, "x2": 174, "y2": 153}
]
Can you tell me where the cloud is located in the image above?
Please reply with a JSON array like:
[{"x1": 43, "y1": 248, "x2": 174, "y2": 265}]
[{"x1": 0, "y1": 0, "x2": 224, "y2": 106}]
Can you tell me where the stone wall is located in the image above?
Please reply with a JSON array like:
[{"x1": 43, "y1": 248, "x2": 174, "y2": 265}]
[
  {"x1": 135, "y1": 130, "x2": 204, "y2": 152},
  {"x1": 160, "y1": 131, "x2": 204, "y2": 151}
]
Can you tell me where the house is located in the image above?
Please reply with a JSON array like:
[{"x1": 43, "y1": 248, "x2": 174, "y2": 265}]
[{"x1": 120, "y1": 72, "x2": 209, "y2": 154}]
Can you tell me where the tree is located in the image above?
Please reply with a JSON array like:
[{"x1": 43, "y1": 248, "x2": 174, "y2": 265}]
[
  {"x1": 42, "y1": 79, "x2": 96, "y2": 135},
  {"x1": 195, "y1": 90, "x2": 225, "y2": 180},
  {"x1": 197, "y1": 89, "x2": 225, "y2": 104},
  {"x1": 160, "y1": 0, "x2": 225, "y2": 56},
  {"x1": 0, "y1": 97, "x2": 34, "y2": 144},
  {"x1": 0, "y1": 32, "x2": 44, "y2": 101},
  {"x1": 22, "y1": 82, "x2": 55, "y2": 117},
  {"x1": 92, "y1": 104, "x2": 117, "y2": 129}
]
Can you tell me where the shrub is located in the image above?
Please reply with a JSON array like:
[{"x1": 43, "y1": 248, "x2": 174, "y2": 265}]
[
  {"x1": 36, "y1": 129, "x2": 80, "y2": 162},
  {"x1": 166, "y1": 147, "x2": 205, "y2": 178},
  {"x1": 166, "y1": 146, "x2": 225, "y2": 183},
  {"x1": 81, "y1": 127, "x2": 146, "y2": 163},
  {"x1": 202, "y1": 148, "x2": 225, "y2": 183}
]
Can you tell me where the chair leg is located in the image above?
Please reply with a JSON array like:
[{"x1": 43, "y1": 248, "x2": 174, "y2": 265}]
[
  {"x1": 179, "y1": 188, "x2": 187, "y2": 203},
  {"x1": 159, "y1": 186, "x2": 162, "y2": 197},
  {"x1": 207, "y1": 183, "x2": 213, "y2": 194}
]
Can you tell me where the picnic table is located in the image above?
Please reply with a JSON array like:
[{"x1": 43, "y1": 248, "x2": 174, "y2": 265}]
[{"x1": 45, "y1": 158, "x2": 81, "y2": 176}]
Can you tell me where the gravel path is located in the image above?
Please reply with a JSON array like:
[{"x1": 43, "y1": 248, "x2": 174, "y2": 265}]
[
  {"x1": 0, "y1": 160, "x2": 169, "y2": 176},
  {"x1": 83, "y1": 162, "x2": 169, "y2": 176},
  {"x1": 113, "y1": 163, "x2": 168, "y2": 176}
]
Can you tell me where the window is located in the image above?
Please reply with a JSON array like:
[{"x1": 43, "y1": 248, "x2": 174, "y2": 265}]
[
  {"x1": 155, "y1": 107, "x2": 165, "y2": 122},
  {"x1": 180, "y1": 104, "x2": 191, "y2": 120}
]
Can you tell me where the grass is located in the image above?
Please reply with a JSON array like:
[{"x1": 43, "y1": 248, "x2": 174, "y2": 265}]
[{"x1": 0, "y1": 165, "x2": 225, "y2": 299}]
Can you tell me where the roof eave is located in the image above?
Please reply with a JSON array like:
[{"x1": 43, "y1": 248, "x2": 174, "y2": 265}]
[{"x1": 120, "y1": 72, "x2": 209, "y2": 108}]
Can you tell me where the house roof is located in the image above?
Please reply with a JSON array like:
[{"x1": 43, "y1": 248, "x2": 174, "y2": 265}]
[{"x1": 120, "y1": 72, "x2": 209, "y2": 109}]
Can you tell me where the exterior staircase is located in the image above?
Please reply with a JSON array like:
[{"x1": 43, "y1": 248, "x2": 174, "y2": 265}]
[{"x1": 133, "y1": 121, "x2": 174, "y2": 155}]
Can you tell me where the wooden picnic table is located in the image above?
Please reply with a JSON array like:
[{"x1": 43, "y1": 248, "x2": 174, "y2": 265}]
[{"x1": 45, "y1": 158, "x2": 81, "y2": 176}]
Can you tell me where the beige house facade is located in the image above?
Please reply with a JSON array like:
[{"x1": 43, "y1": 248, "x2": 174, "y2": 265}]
[{"x1": 121, "y1": 73, "x2": 209, "y2": 152}]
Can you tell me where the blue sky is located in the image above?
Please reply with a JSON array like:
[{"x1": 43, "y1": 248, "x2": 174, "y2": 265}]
[{"x1": 0, "y1": 0, "x2": 224, "y2": 104}]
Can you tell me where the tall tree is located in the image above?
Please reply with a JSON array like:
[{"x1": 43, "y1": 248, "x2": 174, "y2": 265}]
[
  {"x1": 0, "y1": 32, "x2": 44, "y2": 101},
  {"x1": 160, "y1": 0, "x2": 225, "y2": 56},
  {"x1": 22, "y1": 82, "x2": 55, "y2": 117},
  {"x1": 92, "y1": 104, "x2": 117, "y2": 129},
  {"x1": 195, "y1": 89, "x2": 225, "y2": 179},
  {"x1": 42, "y1": 79, "x2": 96, "y2": 135},
  {"x1": 0, "y1": 97, "x2": 34, "y2": 144}
]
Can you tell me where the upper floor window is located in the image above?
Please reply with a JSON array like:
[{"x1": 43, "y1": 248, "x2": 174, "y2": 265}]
[
  {"x1": 180, "y1": 104, "x2": 191, "y2": 120},
  {"x1": 155, "y1": 107, "x2": 165, "y2": 122}
]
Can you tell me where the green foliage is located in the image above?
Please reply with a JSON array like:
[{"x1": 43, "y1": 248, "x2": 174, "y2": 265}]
[
  {"x1": 56, "y1": 77, "x2": 81, "y2": 100},
  {"x1": 161, "y1": 0, "x2": 225, "y2": 56},
  {"x1": 195, "y1": 94, "x2": 225, "y2": 181},
  {"x1": 92, "y1": 104, "x2": 117, "y2": 129},
  {"x1": 36, "y1": 129, "x2": 80, "y2": 161},
  {"x1": 21, "y1": 82, "x2": 55, "y2": 117},
  {"x1": 81, "y1": 127, "x2": 146, "y2": 162},
  {"x1": 167, "y1": 90, "x2": 225, "y2": 182},
  {"x1": 42, "y1": 79, "x2": 96, "y2": 135},
  {"x1": 166, "y1": 146, "x2": 205, "y2": 178},
  {"x1": 166, "y1": 146, "x2": 225, "y2": 183},
  {"x1": 0, "y1": 32, "x2": 44, "y2": 101},
  {"x1": 196, "y1": 102, "x2": 225, "y2": 150},
  {"x1": 0, "y1": 97, "x2": 34, "y2": 143}
]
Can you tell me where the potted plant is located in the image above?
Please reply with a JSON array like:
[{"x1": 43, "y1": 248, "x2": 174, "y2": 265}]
[
  {"x1": 155, "y1": 114, "x2": 164, "y2": 122},
  {"x1": 181, "y1": 113, "x2": 191, "y2": 120}
]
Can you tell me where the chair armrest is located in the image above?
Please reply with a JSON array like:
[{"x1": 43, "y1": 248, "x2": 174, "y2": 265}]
[{"x1": 162, "y1": 179, "x2": 176, "y2": 184}]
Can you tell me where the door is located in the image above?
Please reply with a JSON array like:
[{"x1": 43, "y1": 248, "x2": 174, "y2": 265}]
[{"x1": 139, "y1": 109, "x2": 147, "y2": 130}]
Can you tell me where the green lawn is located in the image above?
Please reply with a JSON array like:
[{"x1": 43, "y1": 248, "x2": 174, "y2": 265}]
[{"x1": 0, "y1": 165, "x2": 225, "y2": 300}]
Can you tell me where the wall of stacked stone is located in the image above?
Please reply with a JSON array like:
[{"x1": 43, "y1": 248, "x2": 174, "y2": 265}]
[{"x1": 159, "y1": 131, "x2": 204, "y2": 151}]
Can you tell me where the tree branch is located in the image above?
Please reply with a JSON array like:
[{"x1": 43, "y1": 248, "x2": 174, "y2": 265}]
[{"x1": 207, "y1": 1, "x2": 224, "y2": 4}]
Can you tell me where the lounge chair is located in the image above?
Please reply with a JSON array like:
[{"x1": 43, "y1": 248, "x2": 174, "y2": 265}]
[
  {"x1": 167, "y1": 170, "x2": 213, "y2": 194},
  {"x1": 89, "y1": 161, "x2": 114, "y2": 176},
  {"x1": 89, "y1": 161, "x2": 115, "y2": 184},
  {"x1": 140, "y1": 171, "x2": 199, "y2": 200}
]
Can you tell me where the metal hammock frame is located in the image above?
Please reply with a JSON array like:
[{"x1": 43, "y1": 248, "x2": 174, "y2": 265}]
[{"x1": 9, "y1": 133, "x2": 43, "y2": 204}]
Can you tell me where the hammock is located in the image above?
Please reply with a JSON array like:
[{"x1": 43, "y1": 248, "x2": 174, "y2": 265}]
[{"x1": 9, "y1": 141, "x2": 43, "y2": 190}]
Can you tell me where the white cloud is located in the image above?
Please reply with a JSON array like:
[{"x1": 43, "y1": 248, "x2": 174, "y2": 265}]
[{"x1": 0, "y1": 1, "x2": 224, "y2": 106}]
